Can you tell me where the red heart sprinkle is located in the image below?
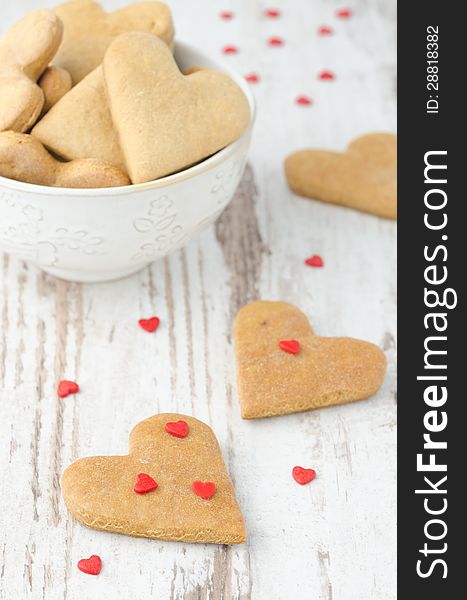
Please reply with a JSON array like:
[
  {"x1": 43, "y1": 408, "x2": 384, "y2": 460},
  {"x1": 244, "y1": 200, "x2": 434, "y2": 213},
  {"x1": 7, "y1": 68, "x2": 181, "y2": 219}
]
[
  {"x1": 220, "y1": 10, "x2": 234, "y2": 20},
  {"x1": 134, "y1": 473, "x2": 158, "y2": 494},
  {"x1": 222, "y1": 45, "x2": 239, "y2": 54},
  {"x1": 268, "y1": 36, "x2": 284, "y2": 46},
  {"x1": 192, "y1": 481, "x2": 216, "y2": 499},
  {"x1": 279, "y1": 339, "x2": 301, "y2": 355},
  {"x1": 164, "y1": 420, "x2": 189, "y2": 438},
  {"x1": 319, "y1": 70, "x2": 336, "y2": 80},
  {"x1": 245, "y1": 72, "x2": 260, "y2": 83},
  {"x1": 57, "y1": 380, "x2": 79, "y2": 398},
  {"x1": 77, "y1": 555, "x2": 102, "y2": 575},
  {"x1": 265, "y1": 8, "x2": 281, "y2": 18},
  {"x1": 292, "y1": 466, "x2": 316, "y2": 485},
  {"x1": 295, "y1": 95, "x2": 312, "y2": 106},
  {"x1": 336, "y1": 8, "x2": 352, "y2": 19},
  {"x1": 138, "y1": 316, "x2": 160, "y2": 332},
  {"x1": 318, "y1": 25, "x2": 334, "y2": 35},
  {"x1": 305, "y1": 255, "x2": 324, "y2": 267}
]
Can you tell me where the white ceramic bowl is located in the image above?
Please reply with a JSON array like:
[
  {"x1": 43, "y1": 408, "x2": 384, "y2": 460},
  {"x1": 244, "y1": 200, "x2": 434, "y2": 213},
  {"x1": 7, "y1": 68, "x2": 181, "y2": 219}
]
[{"x1": 0, "y1": 42, "x2": 255, "y2": 283}]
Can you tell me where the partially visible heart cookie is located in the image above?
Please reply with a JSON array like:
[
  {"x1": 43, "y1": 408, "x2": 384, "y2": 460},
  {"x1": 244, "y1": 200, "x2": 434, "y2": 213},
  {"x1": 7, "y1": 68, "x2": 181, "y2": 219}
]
[
  {"x1": 234, "y1": 301, "x2": 386, "y2": 419},
  {"x1": 0, "y1": 10, "x2": 63, "y2": 132},
  {"x1": 0, "y1": 132, "x2": 129, "y2": 188},
  {"x1": 38, "y1": 66, "x2": 72, "y2": 115},
  {"x1": 53, "y1": 0, "x2": 174, "y2": 84},
  {"x1": 32, "y1": 66, "x2": 125, "y2": 171},
  {"x1": 61, "y1": 413, "x2": 246, "y2": 544},
  {"x1": 284, "y1": 133, "x2": 397, "y2": 219},
  {"x1": 103, "y1": 32, "x2": 250, "y2": 183}
]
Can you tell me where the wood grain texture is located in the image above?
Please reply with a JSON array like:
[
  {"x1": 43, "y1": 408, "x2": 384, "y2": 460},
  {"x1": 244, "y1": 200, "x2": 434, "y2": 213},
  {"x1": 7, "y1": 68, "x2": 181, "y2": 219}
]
[{"x1": 0, "y1": 0, "x2": 396, "y2": 598}]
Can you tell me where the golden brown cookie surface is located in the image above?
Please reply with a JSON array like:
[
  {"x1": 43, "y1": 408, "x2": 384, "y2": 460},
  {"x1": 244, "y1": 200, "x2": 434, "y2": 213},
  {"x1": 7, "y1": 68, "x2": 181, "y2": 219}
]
[
  {"x1": 284, "y1": 133, "x2": 397, "y2": 219},
  {"x1": 0, "y1": 10, "x2": 63, "y2": 132},
  {"x1": 32, "y1": 66, "x2": 125, "y2": 172},
  {"x1": 53, "y1": 0, "x2": 174, "y2": 84},
  {"x1": 234, "y1": 301, "x2": 387, "y2": 419},
  {"x1": 0, "y1": 132, "x2": 129, "y2": 188},
  {"x1": 61, "y1": 413, "x2": 246, "y2": 544},
  {"x1": 37, "y1": 66, "x2": 72, "y2": 115},
  {"x1": 103, "y1": 32, "x2": 250, "y2": 183}
]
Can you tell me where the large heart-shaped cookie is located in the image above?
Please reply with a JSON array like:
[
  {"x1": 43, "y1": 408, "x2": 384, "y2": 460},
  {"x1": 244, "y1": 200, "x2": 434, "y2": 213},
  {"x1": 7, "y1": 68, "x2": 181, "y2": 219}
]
[
  {"x1": 0, "y1": 10, "x2": 63, "y2": 132},
  {"x1": 234, "y1": 301, "x2": 387, "y2": 419},
  {"x1": 103, "y1": 32, "x2": 250, "y2": 183},
  {"x1": 61, "y1": 413, "x2": 246, "y2": 544},
  {"x1": 53, "y1": 0, "x2": 174, "y2": 84},
  {"x1": 32, "y1": 66, "x2": 125, "y2": 171},
  {"x1": 284, "y1": 133, "x2": 397, "y2": 219}
]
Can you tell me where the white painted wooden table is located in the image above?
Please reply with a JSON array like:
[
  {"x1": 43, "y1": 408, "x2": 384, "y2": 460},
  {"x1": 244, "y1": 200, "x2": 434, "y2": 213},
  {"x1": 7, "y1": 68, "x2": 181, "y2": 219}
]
[{"x1": 0, "y1": 1, "x2": 396, "y2": 598}]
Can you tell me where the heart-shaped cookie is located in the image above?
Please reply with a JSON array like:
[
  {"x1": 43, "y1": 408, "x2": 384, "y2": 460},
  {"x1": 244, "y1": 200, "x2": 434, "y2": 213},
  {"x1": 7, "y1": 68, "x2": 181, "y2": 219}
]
[
  {"x1": 61, "y1": 413, "x2": 246, "y2": 544},
  {"x1": 103, "y1": 32, "x2": 250, "y2": 183},
  {"x1": 32, "y1": 66, "x2": 126, "y2": 171},
  {"x1": 0, "y1": 10, "x2": 63, "y2": 132},
  {"x1": 53, "y1": 0, "x2": 174, "y2": 84},
  {"x1": 234, "y1": 301, "x2": 387, "y2": 419},
  {"x1": 0, "y1": 132, "x2": 129, "y2": 188},
  {"x1": 284, "y1": 133, "x2": 397, "y2": 219}
]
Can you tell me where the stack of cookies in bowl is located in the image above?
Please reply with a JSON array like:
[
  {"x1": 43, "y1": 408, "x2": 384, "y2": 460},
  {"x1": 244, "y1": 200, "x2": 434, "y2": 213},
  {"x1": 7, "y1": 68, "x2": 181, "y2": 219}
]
[
  {"x1": 0, "y1": 0, "x2": 254, "y2": 282},
  {"x1": 0, "y1": 0, "x2": 251, "y2": 188}
]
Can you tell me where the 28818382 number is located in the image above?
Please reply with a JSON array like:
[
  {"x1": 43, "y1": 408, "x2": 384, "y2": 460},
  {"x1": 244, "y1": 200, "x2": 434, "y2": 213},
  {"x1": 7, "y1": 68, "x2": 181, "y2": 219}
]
[{"x1": 426, "y1": 26, "x2": 439, "y2": 92}]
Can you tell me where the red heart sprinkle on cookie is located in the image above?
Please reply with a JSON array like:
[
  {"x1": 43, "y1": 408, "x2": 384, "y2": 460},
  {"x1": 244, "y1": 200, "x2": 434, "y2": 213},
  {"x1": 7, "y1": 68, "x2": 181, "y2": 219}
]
[
  {"x1": 305, "y1": 255, "x2": 324, "y2": 268},
  {"x1": 77, "y1": 555, "x2": 102, "y2": 575},
  {"x1": 296, "y1": 95, "x2": 312, "y2": 106},
  {"x1": 292, "y1": 466, "x2": 316, "y2": 485},
  {"x1": 222, "y1": 45, "x2": 239, "y2": 54},
  {"x1": 134, "y1": 473, "x2": 158, "y2": 494},
  {"x1": 164, "y1": 420, "x2": 189, "y2": 438},
  {"x1": 318, "y1": 25, "x2": 334, "y2": 35},
  {"x1": 192, "y1": 481, "x2": 216, "y2": 499},
  {"x1": 319, "y1": 70, "x2": 335, "y2": 80},
  {"x1": 245, "y1": 72, "x2": 260, "y2": 83},
  {"x1": 265, "y1": 8, "x2": 281, "y2": 18},
  {"x1": 220, "y1": 10, "x2": 234, "y2": 20},
  {"x1": 279, "y1": 340, "x2": 301, "y2": 355},
  {"x1": 138, "y1": 316, "x2": 160, "y2": 332},
  {"x1": 268, "y1": 36, "x2": 284, "y2": 46},
  {"x1": 57, "y1": 380, "x2": 79, "y2": 398},
  {"x1": 336, "y1": 8, "x2": 352, "y2": 19}
]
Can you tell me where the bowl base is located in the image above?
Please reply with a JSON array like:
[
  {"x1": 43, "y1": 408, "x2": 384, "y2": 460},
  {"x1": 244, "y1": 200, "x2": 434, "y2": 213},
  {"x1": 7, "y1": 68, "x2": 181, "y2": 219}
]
[{"x1": 41, "y1": 263, "x2": 149, "y2": 283}]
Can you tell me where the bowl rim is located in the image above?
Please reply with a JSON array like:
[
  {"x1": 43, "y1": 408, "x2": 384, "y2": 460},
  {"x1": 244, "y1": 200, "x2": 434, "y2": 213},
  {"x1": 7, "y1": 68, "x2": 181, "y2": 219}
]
[{"x1": 0, "y1": 40, "x2": 256, "y2": 197}]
